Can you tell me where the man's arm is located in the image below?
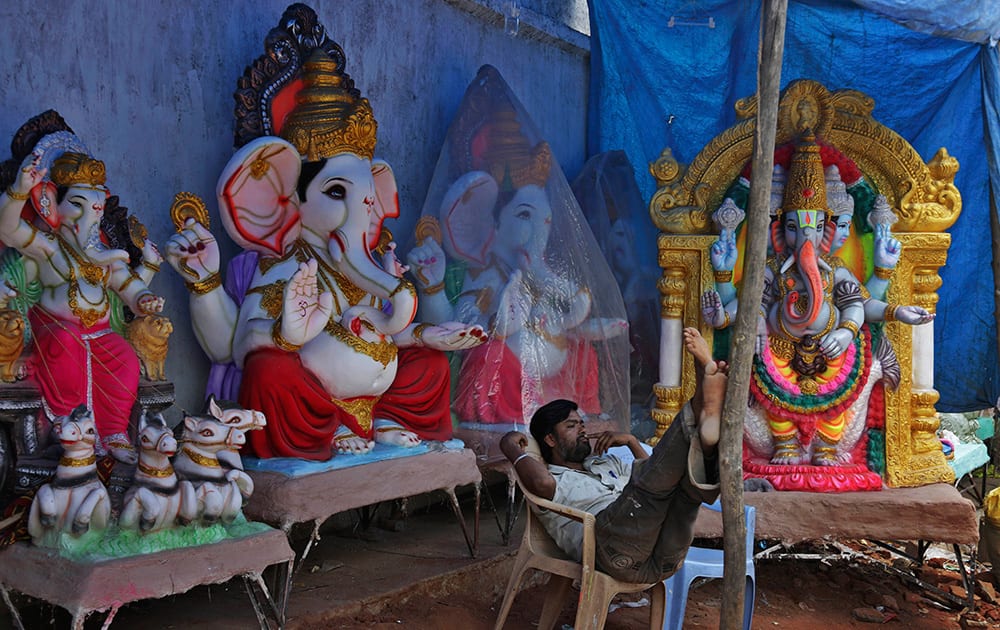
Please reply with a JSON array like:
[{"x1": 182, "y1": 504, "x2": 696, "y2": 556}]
[
  {"x1": 589, "y1": 431, "x2": 648, "y2": 461},
  {"x1": 500, "y1": 431, "x2": 556, "y2": 500}
]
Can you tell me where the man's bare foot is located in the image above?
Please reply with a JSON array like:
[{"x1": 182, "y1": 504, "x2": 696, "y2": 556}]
[{"x1": 684, "y1": 327, "x2": 718, "y2": 375}]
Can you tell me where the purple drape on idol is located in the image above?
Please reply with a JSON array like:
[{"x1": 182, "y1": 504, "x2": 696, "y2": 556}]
[{"x1": 204, "y1": 251, "x2": 259, "y2": 402}]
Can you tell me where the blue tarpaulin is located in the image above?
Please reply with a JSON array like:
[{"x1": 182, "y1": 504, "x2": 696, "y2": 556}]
[{"x1": 587, "y1": 0, "x2": 1000, "y2": 411}]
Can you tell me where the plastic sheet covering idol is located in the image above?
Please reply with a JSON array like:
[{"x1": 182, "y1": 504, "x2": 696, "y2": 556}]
[
  {"x1": 404, "y1": 65, "x2": 630, "y2": 435},
  {"x1": 571, "y1": 151, "x2": 660, "y2": 418}
]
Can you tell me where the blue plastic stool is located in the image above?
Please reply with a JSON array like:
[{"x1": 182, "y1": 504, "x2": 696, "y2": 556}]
[{"x1": 662, "y1": 500, "x2": 756, "y2": 630}]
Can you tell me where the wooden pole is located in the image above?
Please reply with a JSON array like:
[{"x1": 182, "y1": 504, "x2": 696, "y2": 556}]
[{"x1": 719, "y1": 1, "x2": 787, "y2": 629}]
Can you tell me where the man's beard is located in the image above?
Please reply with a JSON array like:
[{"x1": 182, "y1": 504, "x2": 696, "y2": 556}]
[{"x1": 558, "y1": 436, "x2": 592, "y2": 463}]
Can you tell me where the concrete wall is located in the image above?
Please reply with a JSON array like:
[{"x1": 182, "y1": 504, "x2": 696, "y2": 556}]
[{"x1": 0, "y1": 0, "x2": 589, "y2": 415}]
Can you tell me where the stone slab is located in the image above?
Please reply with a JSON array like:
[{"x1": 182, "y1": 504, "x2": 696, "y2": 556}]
[
  {"x1": 0, "y1": 528, "x2": 293, "y2": 618},
  {"x1": 244, "y1": 448, "x2": 482, "y2": 528},
  {"x1": 693, "y1": 483, "x2": 979, "y2": 545}
]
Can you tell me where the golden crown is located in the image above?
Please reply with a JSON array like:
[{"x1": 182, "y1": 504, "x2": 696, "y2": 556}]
[
  {"x1": 50, "y1": 152, "x2": 106, "y2": 188},
  {"x1": 280, "y1": 50, "x2": 377, "y2": 162},
  {"x1": 780, "y1": 132, "x2": 827, "y2": 216},
  {"x1": 482, "y1": 109, "x2": 551, "y2": 189}
]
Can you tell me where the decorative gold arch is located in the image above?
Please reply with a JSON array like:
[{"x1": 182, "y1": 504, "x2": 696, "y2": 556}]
[
  {"x1": 649, "y1": 79, "x2": 961, "y2": 235},
  {"x1": 648, "y1": 79, "x2": 959, "y2": 488}
]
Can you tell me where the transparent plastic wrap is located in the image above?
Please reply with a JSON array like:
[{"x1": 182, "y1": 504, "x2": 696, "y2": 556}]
[
  {"x1": 404, "y1": 65, "x2": 629, "y2": 438},
  {"x1": 572, "y1": 151, "x2": 660, "y2": 417}
]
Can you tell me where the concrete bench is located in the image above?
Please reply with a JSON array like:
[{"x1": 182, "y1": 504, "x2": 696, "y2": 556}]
[{"x1": 243, "y1": 442, "x2": 482, "y2": 557}]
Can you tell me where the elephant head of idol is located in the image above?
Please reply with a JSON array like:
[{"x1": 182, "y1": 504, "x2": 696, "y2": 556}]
[
  {"x1": 218, "y1": 49, "x2": 413, "y2": 337},
  {"x1": 770, "y1": 133, "x2": 835, "y2": 329},
  {"x1": 280, "y1": 51, "x2": 413, "y2": 335}
]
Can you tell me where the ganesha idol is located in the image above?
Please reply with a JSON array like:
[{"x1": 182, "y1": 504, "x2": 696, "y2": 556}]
[
  {"x1": 407, "y1": 65, "x2": 630, "y2": 430},
  {"x1": 696, "y1": 97, "x2": 941, "y2": 490},
  {"x1": 703, "y1": 133, "x2": 933, "y2": 491},
  {"x1": 652, "y1": 80, "x2": 960, "y2": 491},
  {"x1": 0, "y1": 111, "x2": 165, "y2": 465},
  {"x1": 165, "y1": 13, "x2": 483, "y2": 461}
]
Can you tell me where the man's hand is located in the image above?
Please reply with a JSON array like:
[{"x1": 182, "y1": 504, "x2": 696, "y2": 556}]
[
  {"x1": 500, "y1": 430, "x2": 556, "y2": 499},
  {"x1": 587, "y1": 431, "x2": 639, "y2": 457},
  {"x1": 500, "y1": 431, "x2": 529, "y2": 462}
]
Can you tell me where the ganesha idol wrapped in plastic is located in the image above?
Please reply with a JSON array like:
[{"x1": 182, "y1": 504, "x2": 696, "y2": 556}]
[{"x1": 406, "y1": 65, "x2": 630, "y2": 438}]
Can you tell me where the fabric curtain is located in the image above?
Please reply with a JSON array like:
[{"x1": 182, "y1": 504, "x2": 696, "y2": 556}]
[{"x1": 587, "y1": 0, "x2": 1000, "y2": 411}]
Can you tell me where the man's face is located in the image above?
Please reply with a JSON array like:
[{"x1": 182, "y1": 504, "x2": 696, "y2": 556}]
[{"x1": 548, "y1": 410, "x2": 591, "y2": 463}]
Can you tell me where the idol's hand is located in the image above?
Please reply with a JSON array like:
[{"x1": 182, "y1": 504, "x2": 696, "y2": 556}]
[
  {"x1": 406, "y1": 237, "x2": 447, "y2": 290},
  {"x1": 13, "y1": 151, "x2": 46, "y2": 195},
  {"x1": 419, "y1": 321, "x2": 487, "y2": 351},
  {"x1": 820, "y1": 327, "x2": 855, "y2": 359},
  {"x1": 280, "y1": 260, "x2": 334, "y2": 347},
  {"x1": 893, "y1": 305, "x2": 935, "y2": 326},
  {"x1": 709, "y1": 229, "x2": 738, "y2": 272},
  {"x1": 701, "y1": 290, "x2": 728, "y2": 329},
  {"x1": 165, "y1": 218, "x2": 220, "y2": 282},
  {"x1": 872, "y1": 223, "x2": 901, "y2": 270},
  {"x1": 381, "y1": 241, "x2": 409, "y2": 278},
  {"x1": 136, "y1": 292, "x2": 165, "y2": 315},
  {"x1": 755, "y1": 314, "x2": 768, "y2": 356},
  {"x1": 141, "y1": 239, "x2": 164, "y2": 267},
  {"x1": 494, "y1": 270, "x2": 531, "y2": 337}
]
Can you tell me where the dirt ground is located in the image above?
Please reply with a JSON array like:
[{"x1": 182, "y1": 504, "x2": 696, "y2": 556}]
[
  {"x1": 2, "y1": 482, "x2": 998, "y2": 629},
  {"x1": 317, "y1": 542, "x2": 1000, "y2": 630}
]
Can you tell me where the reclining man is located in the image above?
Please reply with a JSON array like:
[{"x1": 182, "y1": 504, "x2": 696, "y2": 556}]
[{"x1": 499, "y1": 327, "x2": 723, "y2": 583}]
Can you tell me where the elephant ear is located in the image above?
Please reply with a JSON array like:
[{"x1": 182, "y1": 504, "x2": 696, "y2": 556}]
[
  {"x1": 369, "y1": 159, "x2": 399, "y2": 251},
  {"x1": 217, "y1": 136, "x2": 302, "y2": 256},
  {"x1": 439, "y1": 171, "x2": 498, "y2": 266},
  {"x1": 29, "y1": 181, "x2": 59, "y2": 230}
]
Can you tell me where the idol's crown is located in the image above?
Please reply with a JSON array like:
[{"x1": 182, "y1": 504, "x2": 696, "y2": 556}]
[{"x1": 280, "y1": 50, "x2": 378, "y2": 162}]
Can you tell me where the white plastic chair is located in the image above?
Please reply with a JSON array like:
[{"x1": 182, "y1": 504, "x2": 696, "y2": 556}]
[
  {"x1": 662, "y1": 500, "x2": 756, "y2": 630},
  {"x1": 494, "y1": 470, "x2": 666, "y2": 630}
]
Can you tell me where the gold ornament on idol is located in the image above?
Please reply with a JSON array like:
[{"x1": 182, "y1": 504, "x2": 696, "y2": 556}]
[
  {"x1": 280, "y1": 50, "x2": 378, "y2": 162},
  {"x1": 50, "y1": 153, "x2": 107, "y2": 188}
]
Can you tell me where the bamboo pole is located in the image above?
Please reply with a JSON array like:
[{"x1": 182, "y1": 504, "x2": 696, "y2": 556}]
[{"x1": 719, "y1": 1, "x2": 787, "y2": 629}]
